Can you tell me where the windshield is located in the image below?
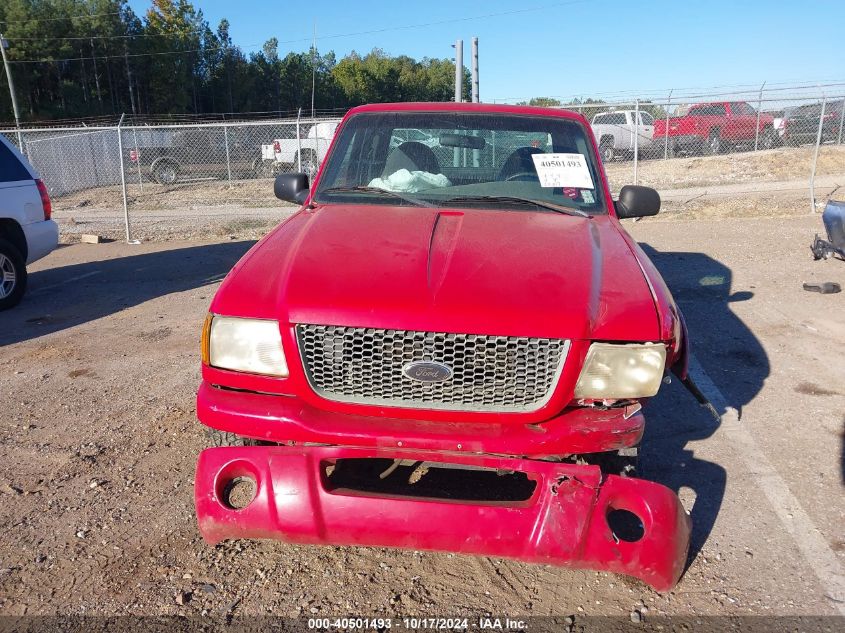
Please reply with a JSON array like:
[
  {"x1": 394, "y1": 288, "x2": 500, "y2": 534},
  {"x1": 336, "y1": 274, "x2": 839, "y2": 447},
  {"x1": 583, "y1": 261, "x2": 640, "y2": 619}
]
[{"x1": 314, "y1": 111, "x2": 606, "y2": 214}]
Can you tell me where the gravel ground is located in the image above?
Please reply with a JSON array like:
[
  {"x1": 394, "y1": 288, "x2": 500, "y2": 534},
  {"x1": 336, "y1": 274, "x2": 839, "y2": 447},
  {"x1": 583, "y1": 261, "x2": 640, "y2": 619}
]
[{"x1": 0, "y1": 212, "x2": 843, "y2": 626}]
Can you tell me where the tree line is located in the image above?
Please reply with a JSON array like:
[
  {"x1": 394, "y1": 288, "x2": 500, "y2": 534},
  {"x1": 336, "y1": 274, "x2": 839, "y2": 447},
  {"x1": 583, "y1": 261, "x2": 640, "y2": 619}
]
[{"x1": 0, "y1": 0, "x2": 470, "y2": 123}]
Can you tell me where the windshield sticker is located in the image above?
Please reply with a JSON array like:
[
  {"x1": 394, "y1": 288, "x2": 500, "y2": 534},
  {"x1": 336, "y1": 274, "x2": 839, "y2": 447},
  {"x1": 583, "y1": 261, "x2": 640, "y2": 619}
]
[
  {"x1": 582, "y1": 190, "x2": 595, "y2": 204},
  {"x1": 531, "y1": 153, "x2": 594, "y2": 189}
]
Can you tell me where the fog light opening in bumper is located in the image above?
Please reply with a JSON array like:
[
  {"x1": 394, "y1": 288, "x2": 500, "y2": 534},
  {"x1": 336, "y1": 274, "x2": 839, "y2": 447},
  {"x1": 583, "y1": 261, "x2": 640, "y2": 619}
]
[
  {"x1": 221, "y1": 476, "x2": 257, "y2": 510},
  {"x1": 606, "y1": 508, "x2": 645, "y2": 543}
]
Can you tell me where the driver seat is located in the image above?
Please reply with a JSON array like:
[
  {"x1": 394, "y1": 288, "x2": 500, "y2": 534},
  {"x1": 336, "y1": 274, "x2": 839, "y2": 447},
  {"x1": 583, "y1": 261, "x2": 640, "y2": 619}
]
[{"x1": 383, "y1": 141, "x2": 440, "y2": 177}]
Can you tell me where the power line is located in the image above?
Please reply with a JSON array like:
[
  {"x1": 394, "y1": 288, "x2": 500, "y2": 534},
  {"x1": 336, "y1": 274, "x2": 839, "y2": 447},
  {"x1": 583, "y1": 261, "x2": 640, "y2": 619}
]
[
  {"x1": 5, "y1": 29, "x2": 209, "y2": 42},
  {"x1": 0, "y1": 10, "x2": 121, "y2": 26},
  {"x1": 272, "y1": 0, "x2": 590, "y2": 46},
  {"x1": 4, "y1": 0, "x2": 590, "y2": 62},
  {"x1": 8, "y1": 42, "x2": 257, "y2": 64}
]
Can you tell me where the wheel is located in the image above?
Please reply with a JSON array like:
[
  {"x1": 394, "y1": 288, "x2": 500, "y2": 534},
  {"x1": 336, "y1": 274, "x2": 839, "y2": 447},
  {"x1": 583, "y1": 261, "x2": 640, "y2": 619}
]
[
  {"x1": 207, "y1": 428, "x2": 260, "y2": 447},
  {"x1": 600, "y1": 140, "x2": 615, "y2": 163},
  {"x1": 298, "y1": 151, "x2": 319, "y2": 178},
  {"x1": 152, "y1": 161, "x2": 179, "y2": 184},
  {"x1": 703, "y1": 131, "x2": 721, "y2": 155},
  {"x1": 253, "y1": 158, "x2": 275, "y2": 179},
  {"x1": 760, "y1": 127, "x2": 777, "y2": 150},
  {"x1": 0, "y1": 238, "x2": 27, "y2": 311}
]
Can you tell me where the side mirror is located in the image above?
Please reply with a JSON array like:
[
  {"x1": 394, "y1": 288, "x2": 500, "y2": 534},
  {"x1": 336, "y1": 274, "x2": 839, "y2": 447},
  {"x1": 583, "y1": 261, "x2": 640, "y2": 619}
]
[
  {"x1": 274, "y1": 173, "x2": 310, "y2": 205},
  {"x1": 615, "y1": 185, "x2": 660, "y2": 219}
]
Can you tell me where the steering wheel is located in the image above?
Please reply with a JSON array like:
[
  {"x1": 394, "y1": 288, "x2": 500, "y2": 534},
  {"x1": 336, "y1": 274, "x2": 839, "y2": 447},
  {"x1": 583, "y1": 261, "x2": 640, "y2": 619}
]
[{"x1": 504, "y1": 172, "x2": 540, "y2": 182}]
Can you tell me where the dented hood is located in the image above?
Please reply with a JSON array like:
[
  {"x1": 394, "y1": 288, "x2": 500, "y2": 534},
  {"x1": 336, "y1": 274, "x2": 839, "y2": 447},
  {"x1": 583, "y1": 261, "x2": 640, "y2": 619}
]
[{"x1": 213, "y1": 204, "x2": 660, "y2": 341}]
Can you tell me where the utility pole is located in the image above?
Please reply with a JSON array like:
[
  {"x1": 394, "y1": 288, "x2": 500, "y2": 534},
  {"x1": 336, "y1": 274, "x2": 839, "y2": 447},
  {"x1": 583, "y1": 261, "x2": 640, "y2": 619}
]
[
  {"x1": 90, "y1": 37, "x2": 103, "y2": 109},
  {"x1": 0, "y1": 34, "x2": 23, "y2": 148},
  {"x1": 124, "y1": 41, "x2": 136, "y2": 115},
  {"x1": 453, "y1": 39, "x2": 463, "y2": 103},
  {"x1": 471, "y1": 37, "x2": 479, "y2": 103},
  {"x1": 452, "y1": 39, "x2": 463, "y2": 168},
  {"x1": 311, "y1": 22, "x2": 317, "y2": 119}
]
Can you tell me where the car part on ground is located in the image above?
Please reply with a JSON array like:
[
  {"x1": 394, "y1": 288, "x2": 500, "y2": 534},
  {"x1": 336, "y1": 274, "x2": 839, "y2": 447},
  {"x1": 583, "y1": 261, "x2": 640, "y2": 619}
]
[
  {"x1": 195, "y1": 445, "x2": 691, "y2": 593},
  {"x1": 811, "y1": 200, "x2": 845, "y2": 261},
  {"x1": 802, "y1": 282, "x2": 841, "y2": 294}
]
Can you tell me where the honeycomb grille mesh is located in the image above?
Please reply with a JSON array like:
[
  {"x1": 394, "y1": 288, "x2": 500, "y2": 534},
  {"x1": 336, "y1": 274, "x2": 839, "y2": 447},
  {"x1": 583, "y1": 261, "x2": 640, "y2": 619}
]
[{"x1": 296, "y1": 325, "x2": 569, "y2": 412}]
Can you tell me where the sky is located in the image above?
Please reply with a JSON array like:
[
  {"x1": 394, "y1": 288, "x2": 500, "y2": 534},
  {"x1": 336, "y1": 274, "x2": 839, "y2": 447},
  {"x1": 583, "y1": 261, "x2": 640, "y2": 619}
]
[{"x1": 127, "y1": 0, "x2": 844, "y2": 105}]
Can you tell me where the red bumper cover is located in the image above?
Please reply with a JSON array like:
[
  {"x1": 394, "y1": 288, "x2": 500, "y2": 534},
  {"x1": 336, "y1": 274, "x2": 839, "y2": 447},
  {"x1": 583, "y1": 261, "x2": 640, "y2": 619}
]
[{"x1": 195, "y1": 445, "x2": 690, "y2": 592}]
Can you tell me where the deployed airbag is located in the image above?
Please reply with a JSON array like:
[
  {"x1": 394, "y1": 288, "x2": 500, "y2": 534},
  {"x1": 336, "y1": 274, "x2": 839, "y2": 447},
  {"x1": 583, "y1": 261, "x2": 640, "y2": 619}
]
[{"x1": 368, "y1": 169, "x2": 451, "y2": 194}]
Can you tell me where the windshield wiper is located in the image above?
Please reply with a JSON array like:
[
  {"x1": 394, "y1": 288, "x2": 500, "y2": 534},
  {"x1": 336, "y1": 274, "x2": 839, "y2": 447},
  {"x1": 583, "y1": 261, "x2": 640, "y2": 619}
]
[
  {"x1": 322, "y1": 186, "x2": 434, "y2": 208},
  {"x1": 442, "y1": 195, "x2": 591, "y2": 218}
]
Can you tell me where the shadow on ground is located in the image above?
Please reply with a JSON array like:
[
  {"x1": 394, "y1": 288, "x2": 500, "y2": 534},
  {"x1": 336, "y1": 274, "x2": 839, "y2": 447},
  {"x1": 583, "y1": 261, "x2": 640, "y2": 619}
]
[
  {"x1": 0, "y1": 241, "x2": 254, "y2": 347},
  {"x1": 638, "y1": 244, "x2": 770, "y2": 566}
]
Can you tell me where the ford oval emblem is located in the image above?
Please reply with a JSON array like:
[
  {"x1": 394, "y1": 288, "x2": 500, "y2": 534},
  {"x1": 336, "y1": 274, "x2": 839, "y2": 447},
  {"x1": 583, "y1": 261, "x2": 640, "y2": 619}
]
[{"x1": 402, "y1": 360, "x2": 453, "y2": 383}]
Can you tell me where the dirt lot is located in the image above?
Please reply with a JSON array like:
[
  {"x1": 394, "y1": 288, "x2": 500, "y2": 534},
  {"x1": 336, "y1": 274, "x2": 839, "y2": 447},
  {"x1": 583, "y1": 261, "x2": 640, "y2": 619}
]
[{"x1": 1, "y1": 210, "x2": 843, "y2": 626}]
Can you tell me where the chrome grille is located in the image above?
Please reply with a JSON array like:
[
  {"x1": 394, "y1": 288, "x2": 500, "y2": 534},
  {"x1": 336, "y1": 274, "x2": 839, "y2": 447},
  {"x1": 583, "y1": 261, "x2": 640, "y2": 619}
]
[{"x1": 296, "y1": 325, "x2": 569, "y2": 412}]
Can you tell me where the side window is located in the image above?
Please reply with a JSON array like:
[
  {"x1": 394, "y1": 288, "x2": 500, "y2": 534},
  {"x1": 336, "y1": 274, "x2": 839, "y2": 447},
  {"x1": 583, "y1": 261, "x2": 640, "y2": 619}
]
[
  {"x1": 0, "y1": 138, "x2": 32, "y2": 182},
  {"x1": 731, "y1": 102, "x2": 753, "y2": 116},
  {"x1": 689, "y1": 104, "x2": 725, "y2": 116},
  {"x1": 594, "y1": 114, "x2": 607, "y2": 125},
  {"x1": 640, "y1": 112, "x2": 654, "y2": 125}
]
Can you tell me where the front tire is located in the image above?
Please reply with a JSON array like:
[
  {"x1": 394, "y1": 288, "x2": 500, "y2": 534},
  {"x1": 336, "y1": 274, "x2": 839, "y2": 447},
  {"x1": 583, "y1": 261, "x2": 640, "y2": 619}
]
[
  {"x1": 298, "y1": 150, "x2": 319, "y2": 178},
  {"x1": 703, "y1": 131, "x2": 722, "y2": 155},
  {"x1": 600, "y1": 140, "x2": 616, "y2": 163},
  {"x1": 152, "y1": 161, "x2": 179, "y2": 184},
  {"x1": 760, "y1": 127, "x2": 776, "y2": 150},
  {"x1": 0, "y1": 238, "x2": 27, "y2": 311}
]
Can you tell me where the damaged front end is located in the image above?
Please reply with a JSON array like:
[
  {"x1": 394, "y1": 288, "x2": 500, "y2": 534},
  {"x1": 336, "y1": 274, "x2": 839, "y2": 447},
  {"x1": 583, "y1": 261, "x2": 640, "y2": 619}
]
[{"x1": 195, "y1": 445, "x2": 690, "y2": 592}]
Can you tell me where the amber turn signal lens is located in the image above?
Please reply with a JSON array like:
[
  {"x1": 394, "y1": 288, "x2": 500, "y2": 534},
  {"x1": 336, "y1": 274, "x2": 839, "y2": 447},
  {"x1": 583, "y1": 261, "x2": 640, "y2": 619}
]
[{"x1": 201, "y1": 313, "x2": 213, "y2": 365}]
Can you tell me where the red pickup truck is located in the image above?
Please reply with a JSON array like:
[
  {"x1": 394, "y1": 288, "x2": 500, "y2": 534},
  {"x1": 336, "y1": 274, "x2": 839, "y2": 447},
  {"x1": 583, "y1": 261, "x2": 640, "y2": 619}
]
[
  {"x1": 194, "y1": 102, "x2": 694, "y2": 591},
  {"x1": 654, "y1": 101, "x2": 776, "y2": 156}
]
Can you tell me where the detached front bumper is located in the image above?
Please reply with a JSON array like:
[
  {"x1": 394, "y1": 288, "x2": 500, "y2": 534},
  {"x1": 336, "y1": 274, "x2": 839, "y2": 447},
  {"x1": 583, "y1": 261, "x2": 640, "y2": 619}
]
[{"x1": 195, "y1": 445, "x2": 691, "y2": 592}]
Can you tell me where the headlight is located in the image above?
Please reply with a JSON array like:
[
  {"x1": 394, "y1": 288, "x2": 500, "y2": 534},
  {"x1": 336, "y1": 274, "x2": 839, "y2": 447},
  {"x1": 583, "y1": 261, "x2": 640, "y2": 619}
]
[
  {"x1": 202, "y1": 315, "x2": 288, "y2": 377},
  {"x1": 574, "y1": 342, "x2": 666, "y2": 400}
]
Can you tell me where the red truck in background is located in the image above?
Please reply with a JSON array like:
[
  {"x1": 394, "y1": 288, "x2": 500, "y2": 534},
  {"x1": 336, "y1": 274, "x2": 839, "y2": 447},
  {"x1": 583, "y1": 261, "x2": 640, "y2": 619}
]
[{"x1": 653, "y1": 101, "x2": 776, "y2": 156}]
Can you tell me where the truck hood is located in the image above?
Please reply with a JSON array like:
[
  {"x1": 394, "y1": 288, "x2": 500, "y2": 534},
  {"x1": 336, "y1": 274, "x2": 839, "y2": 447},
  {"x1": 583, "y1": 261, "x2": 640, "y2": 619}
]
[{"x1": 213, "y1": 204, "x2": 660, "y2": 341}]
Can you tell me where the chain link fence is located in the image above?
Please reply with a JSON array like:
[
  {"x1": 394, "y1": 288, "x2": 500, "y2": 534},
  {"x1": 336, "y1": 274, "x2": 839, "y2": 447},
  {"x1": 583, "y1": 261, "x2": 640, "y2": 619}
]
[
  {"x1": 567, "y1": 85, "x2": 845, "y2": 218},
  {"x1": 2, "y1": 84, "x2": 844, "y2": 240}
]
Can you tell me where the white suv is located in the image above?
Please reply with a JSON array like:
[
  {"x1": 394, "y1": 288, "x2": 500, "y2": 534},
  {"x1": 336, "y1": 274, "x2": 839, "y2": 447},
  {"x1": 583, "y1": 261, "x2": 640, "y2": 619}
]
[{"x1": 0, "y1": 135, "x2": 58, "y2": 310}]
